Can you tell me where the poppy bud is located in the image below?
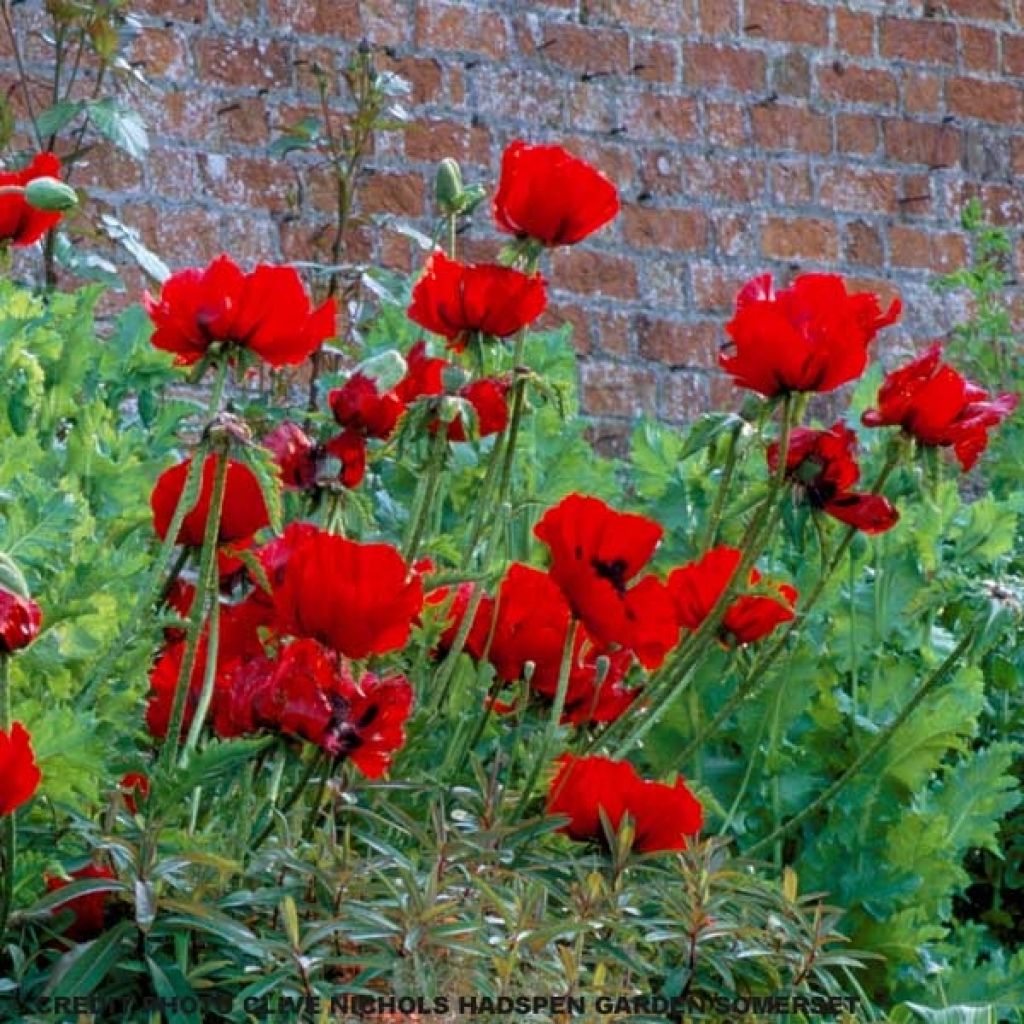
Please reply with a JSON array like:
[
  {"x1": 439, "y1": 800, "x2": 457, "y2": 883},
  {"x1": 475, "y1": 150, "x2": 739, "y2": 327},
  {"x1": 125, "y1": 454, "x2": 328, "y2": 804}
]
[
  {"x1": 23, "y1": 176, "x2": 78, "y2": 212},
  {"x1": 435, "y1": 158, "x2": 464, "y2": 215}
]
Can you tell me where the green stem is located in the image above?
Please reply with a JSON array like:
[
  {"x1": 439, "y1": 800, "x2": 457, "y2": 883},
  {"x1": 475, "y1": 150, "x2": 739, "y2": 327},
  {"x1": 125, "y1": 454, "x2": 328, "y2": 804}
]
[
  {"x1": 161, "y1": 447, "x2": 230, "y2": 771},
  {"x1": 745, "y1": 628, "x2": 977, "y2": 858},
  {"x1": 699, "y1": 423, "x2": 743, "y2": 552},
  {"x1": 181, "y1": 582, "x2": 221, "y2": 764},
  {"x1": 514, "y1": 619, "x2": 579, "y2": 819},
  {"x1": 403, "y1": 427, "x2": 447, "y2": 562},
  {"x1": 302, "y1": 753, "x2": 333, "y2": 840},
  {"x1": 250, "y1": 750, "x2": 320, "y2": 855},
  {"x1": 0, "y1": 657, "x2": 14, "y2": 940}
]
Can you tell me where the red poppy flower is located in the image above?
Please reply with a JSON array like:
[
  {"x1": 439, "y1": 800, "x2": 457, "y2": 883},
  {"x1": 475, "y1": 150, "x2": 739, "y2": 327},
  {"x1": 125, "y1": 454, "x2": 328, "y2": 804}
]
[
  {"x1": 331, "y1": 669, "x2": 414, "y2": 778},
  {"x1": 862, "y1": 343, "x2": 1019, "y2": 471},
  {"x1": 119, "y1": 772, "x2": 150, "y2": 815},
  {"x1": 143, "y1": 254, "x2": 337, "y2": 367},
  {"x1": 151, "y1": 454, "x2": 271, "y2": 548},
  {"x1": 767, "y1": 424, "x2": 900, "y2": 534},
  {"x1": 264, "y1": 421, "x2": 318, "y2": 490},
  {"x1": 446, "y1": 377, "x2": 511, "y2": 441},
  {"x1": 0, "y1": 722, "x2": 41, "y2": 815},
  {"x1": 721, "y1": 273, "x2": 901, "y2": 397},
  {"x1": 534, "y1": 494, "x2": 679, "y2": 669},
  {"x1": 329, "y1": 373, "x2": 406, "y2": 440},
  {"x1": 0, "y1": 152, "x2": 64, "y2": 246},
  {"x1": 272, "y1": 527, "x2": 423, "y2": 659},
  {"x1": 0, "y1": 587, "x2": 42, "y2": 653},
  {"x1": 395, "y1": 341, "x2": 447, "y2": 403},
  {"x1": 546, "y1": 755, "x2": 703, "y2": 854},
  {"x1": 45, "y1": 863, "x2": 118, "y2": 942},
  {"x1": 407, "y1": 251, "x2": 547, "y2": 352},
  {"x1": 667, "y1": 546, "x2": 797, "y2": 646},
  {"x1": 323, "y1": 430, "x2": 367, "y2": 489},
  {"x1": 493, "y1": 140, "x2": 620, "y2": 247}
]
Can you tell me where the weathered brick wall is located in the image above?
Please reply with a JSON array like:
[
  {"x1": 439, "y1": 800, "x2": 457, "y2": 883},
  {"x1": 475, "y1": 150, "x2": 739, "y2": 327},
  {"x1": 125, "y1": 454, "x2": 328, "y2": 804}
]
[{"x1": 4, "y1": 0, "x2": 1024, "y2": 445}]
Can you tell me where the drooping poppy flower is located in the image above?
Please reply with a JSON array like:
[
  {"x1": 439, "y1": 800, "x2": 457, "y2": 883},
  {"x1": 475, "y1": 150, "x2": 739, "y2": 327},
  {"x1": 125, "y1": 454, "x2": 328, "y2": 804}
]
[
  {"x1": 0, "y1": 152, "x2": 64, "y2": 247},
  {"x1": 493, "y1": 140, "x2": 620, "y2": 247},
  {"x1": 446, "y1": 377, "x2": 511, "y2": 441},
  {"x1": 323, "y1": 430, "x2": 367, "y2": 489},
  {"x1": 720, "y1": 273, "x2": 901, "y2": 397},
  {"x1": 395, "y1": 341, "x2": 447, "y2": 403},
  {"x1": 329, "y1": 373, "x2": 406, "y2": 439},
  {"x1": 407, "y1": 251, "x2": 547, "y2": 352},
  {"x1": 534, "y1": 494, "x2": 679, "y2": 669},
  {"x1": 44, "y1": 863, "x2": 118, "y2": 942},
  {"x1": 0, "y1": 722, "x2": 41, "y2": 815},
  {"x1": 862, "y1": 343, "x2": 1019, "y2": 471},
  {"x1": 215, "y1": 638, "x2": 413, "y2": 776},
  {"x1": 0, "y1": 587, "x2": 42, "y2": 653},
  {"x1": 143, "y1": 254, "x2": 337, "y2": 367},
  {"x1": 151, "y1": 453, "x2": 271, "y2": 548},
  {"x1": 667, "y1": 546, "x2": 797, "y2": 646},
  {"x1": 263, "y1": 421, "x2": 318, "y2": 490},
  {"x1": 272, "y1": 527, "x2": 423, "y2": 660},
  {"x1": 546, "y1": 755, "x2": 703, "y2": 854},
  {"x1": 118, "y1": 772, "x2": 150, "y2": 815},
  {"x1": 766, "y1": 424, "x2": 900, "y2": 534}
]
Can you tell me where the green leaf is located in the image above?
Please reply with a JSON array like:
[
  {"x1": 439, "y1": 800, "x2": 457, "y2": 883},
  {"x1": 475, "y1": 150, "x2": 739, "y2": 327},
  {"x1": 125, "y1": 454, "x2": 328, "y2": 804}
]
[
  {"x1": 43, "y1": 921, "x2": 134, "y2": 997},
  {"x1": 35, "y1": 100, "x2": 85, "y2": 138},
  {"x1": 87, "y1": 99, "x2": 149, "y2": 159}
]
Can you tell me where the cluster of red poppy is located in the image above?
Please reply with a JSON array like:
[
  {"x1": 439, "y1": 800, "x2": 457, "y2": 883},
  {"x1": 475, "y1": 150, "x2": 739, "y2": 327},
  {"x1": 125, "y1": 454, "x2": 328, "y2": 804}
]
[
  {"x1": 147, "y1": 523, "x2": 420, "y2": 777},
  {"x1": 0, "y1": 587, "x2": 43, "y2": 818}
]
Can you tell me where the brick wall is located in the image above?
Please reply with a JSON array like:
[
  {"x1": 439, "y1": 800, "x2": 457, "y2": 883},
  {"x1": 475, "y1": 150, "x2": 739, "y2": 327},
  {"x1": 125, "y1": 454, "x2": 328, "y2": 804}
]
[{"x1": 4, "y1": 0, "x2": 1024, "y2": 446}]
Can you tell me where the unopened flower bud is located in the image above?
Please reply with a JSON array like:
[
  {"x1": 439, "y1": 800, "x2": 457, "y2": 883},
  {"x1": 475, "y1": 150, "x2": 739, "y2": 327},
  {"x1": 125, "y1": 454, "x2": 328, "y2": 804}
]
[
  {"x1": 23, "y1": 176, "x2": 78, "y2": 213},
  {"x1": 435, "y1": 158, "x2": 464, "y2": 215}
]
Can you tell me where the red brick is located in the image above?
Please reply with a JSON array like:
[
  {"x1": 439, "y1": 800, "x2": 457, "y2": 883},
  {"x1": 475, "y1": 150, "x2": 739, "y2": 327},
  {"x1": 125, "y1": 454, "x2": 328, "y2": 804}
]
[
  {"x1": 128, "y1": 27, "x2": 190, "y2": 78},
  {"x1": 210, "y1": 0, "x2": 260, "y2": 26},
  {"x1": 904, "y1": 70, "x2": 943, "y2": 114},
  {"x1": 636, "y1": 317, "x2": 717, "y2": 368},
  {"x1": 194, "y1": 36, "x2": 291, "y2": 88},
  {"x1": 883, "y1": 120, "x2": 960, "y2": 167},
  {"x1": 266, "y1": 0, "x2": 360, "y2": 35},
  {"x1": 357, "y1": 171, "x2": 425, "y2": 217},
  {"x1": 744, "y1": 0, "x2": 829, "y2": 46},
  {"x1": 942, "y1": 0, "x2": 1010, "y2": 19},
  {"x1": 817, "y1": 166, "x2": 901, "y2": 213},
  {"x1": 632, "y1": 39, "x2": 679, "y2": 84},
  {"x1": 587, "y1": 0, "x2": 697, "y2": 32},
  {"x1": 709, "y1": 372, "x2": 745, "y2": 413},
  {"x1": 960, "y1": 26, "x2": 998, "y2": 72},
  {"x1": 221, "y1": 213, "x2": 278, "y2": 264},
  {"x1": 1012, "y1": 138, "x2": 1024, "y2": 176},
  {"x1": 844, "y1": 221, "x2": 884, "y2": 267},
  {"x1": 818, "y1": 62, "x2": 899, "y2": 107},
  {"x1": 769, "y1": 162, "x2": 812, "y2": 204},
  {"x1": 216, "y1": 97, "x2": 269, "y2": 145},
  {"x1": 772, "y1": 52, "x2": 811, "y2": 97},
  {"x1": 706, "y1": 101, "x2": 748, "y2": 146},
  {"x1": 699, "y1": 0, "x2": 738, "y2": 34},
  {"x1": 72, "y1": 144, "x2": 144, "y2": 192},
  {"x1": 596, "y1": 313, "x2": 632, "y2": 357},
  {"x1": 751, "y1": 104, "x2": 831, "y2": 154},
  {"x1": 200, "y1": 155, "x2": 296, "y2": 212},
  {"x1": 360, "y1": 0, "x2": 413, "y2": 45},
  {"x1": 378, "y1": 227, "x2": 414, "y2": 273},
  {"x1": 900, "y1": 173, "x2": 932, "y2": 217},
  {"x1": 947, "y1": 182, "x2": 1024, "y2": 226},
  {"x1": 716, "y1": 215, "x2": 758, "y2": 259},
  {"x1": 762, "y1": 216, "x2": 838, "y2": 262},
  {"x1": 535, "y1": 23, "x2": 630, "y2": 75},
  {"x1": 889, "y1": 225, "x2": 968, "y2": 272},
  {"x1": 567, "y1": 83, "x2": 617, "y2": 132},
  {"x1": 580, "y1": 362, "x2": 657, "y2": 418},
  {"x1": 683, "y1": 44, "x2": 766, "y2": 92},
  {"x1": 622, "y1": 205, "x2": 709, "y2": 252},
  {"x1": 403, "y1": 120, "x2": 490, "y2": 166},
  {"x1": 880, "y1": 18, "x2": 956, "y2": 65},
  {"x1": 622, "y1": 93, "x2": 698, "y2": 141},
  {"x1": 145, "y1": 148, "x2": 202, "y2": 202},
  {"x1": 1003, "y1": 35, "x2": 1024, "y2": 77},
  {"x1": 377, "y1": 55, "x2": 443, "y2": 106},
  {"x1": 946, "y1": 76, "x2": 1022, "y2": 124},
  {"x1": 691, "y1": 263, "x2": 749, "y2": 311},
  {"x1": 566, "y1": 140, "x2": 636, "y2": 189},
  {"x1": 541, "y1": 303, "x2": 593, "y2": 354},
  {"x1": 660, "y1": 373, "x2": 711, "y2": 424},
  {"x1": 585, "y1": 422, "x2": 632, "y2": 458},
  {"x1": 416, "y1": 4, "x2": 507, "y2": 59},
  {"x1": 836, "y1": 113, "x2": 879, "y2": 155},
  {"x1": 125, "y1": 203, "x2": 222, "y2": 265},
  {"x1": 132, "y1": 0, "x2": 204, "y2": 18},
  {"x1": 551, "y1": 250, "x2": 638, "y2": 300},
  {"x1": 678, "y1": 155, "x2": 765, "y2": 203},
  {"x1": 834, "y1": 10, "x2": 875, "y2": 58}
]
